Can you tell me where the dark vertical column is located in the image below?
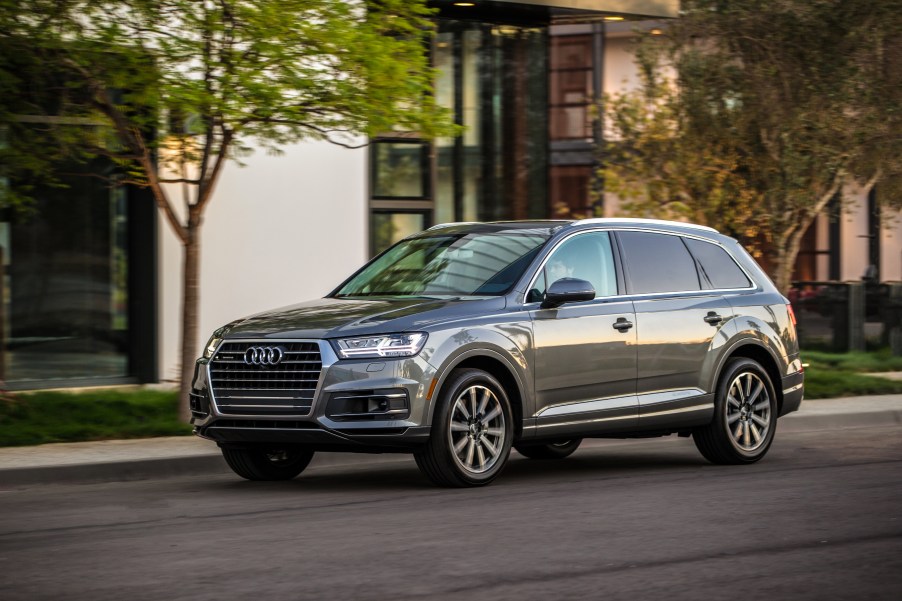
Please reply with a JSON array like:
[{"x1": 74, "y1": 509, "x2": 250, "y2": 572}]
[
  {"x1": 452, "y1": 29, "x2": 464, "y2": 222},
  {"x1": 591, "y1": 22, "x2": 606, "y2": 214},
  {"x1": 868, "y1": 187, "x2": 881, "y2": 280},
  {"x1": 480, "y1": 24, "x2": 496, "y2": 223},
  {"x1": 128, "y1": 186, "x2": 158, "y2": 383}
]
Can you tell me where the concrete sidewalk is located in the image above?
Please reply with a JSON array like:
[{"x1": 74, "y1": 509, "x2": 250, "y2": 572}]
[{"x1": 1, "y1": 395, "x2": 900, "y2": 487}]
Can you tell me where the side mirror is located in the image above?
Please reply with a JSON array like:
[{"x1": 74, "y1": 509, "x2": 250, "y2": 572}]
[{"x1": 541, "y1": 278, "x2": 595, "y2": 309}]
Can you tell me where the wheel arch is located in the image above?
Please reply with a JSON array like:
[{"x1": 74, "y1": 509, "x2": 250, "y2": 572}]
[
  {"x1": 716, "y1": 341, "x2": 784, "y2": 414},
  {"x1": 428, "y1": 350, "x2": 526, "y2": 440}
]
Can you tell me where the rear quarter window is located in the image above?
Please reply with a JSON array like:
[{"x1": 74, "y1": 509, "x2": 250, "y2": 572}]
[{"x1": 684, "y1": 238, "x2": 751, "y2": 289}]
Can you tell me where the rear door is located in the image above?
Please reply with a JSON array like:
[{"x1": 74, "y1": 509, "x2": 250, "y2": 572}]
[{"x1": 616, "y1": 230, "x2": 735, "y2": 429}]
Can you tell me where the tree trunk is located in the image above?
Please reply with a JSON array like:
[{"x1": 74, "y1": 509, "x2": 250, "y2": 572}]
[
  {"x1": 179, "y1": 223, "x2": 201, "y2": 419},
  {"x1": 772, "y1": 217, "x2": 812, "y2": 294}
]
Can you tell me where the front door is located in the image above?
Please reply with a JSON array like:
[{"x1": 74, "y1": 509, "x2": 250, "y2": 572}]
[{"x1": 529, "y1": 230, "x2": 638, "y2": 437}]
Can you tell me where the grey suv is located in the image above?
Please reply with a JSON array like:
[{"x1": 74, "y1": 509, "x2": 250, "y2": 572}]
[{"x1": 190, "y1": 218, "x2": 804, "y2": 487}]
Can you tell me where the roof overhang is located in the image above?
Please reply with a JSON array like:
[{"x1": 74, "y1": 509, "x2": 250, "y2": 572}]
[{"x1": 489, "y1": 0, "x2": 679, "y2": 19}]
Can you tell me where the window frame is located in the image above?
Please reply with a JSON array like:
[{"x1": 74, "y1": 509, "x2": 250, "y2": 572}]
[
  {"x1": 615, "y1": 230, "x2": 758, "y2": 297},
  {"x1": 523, "y1": 228, "x2": 626, "y2": 305},
  {"x1": 521, "y1": 227, "x2": 758, "y2": 306}
]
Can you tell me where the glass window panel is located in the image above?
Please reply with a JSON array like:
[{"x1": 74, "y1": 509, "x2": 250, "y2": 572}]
[
  {"x1": 543, "y1": 231, "x2": 617, "y2": 297},
  {"x1": 344, "y1": 230, "x2": 548, "y2": 297},
  {"x1": 462, "y1": 28, "x2": 482, "y2": 222},
  {"x1": 550, "y1": 106, "x2": 591, "y2": 140},
  {"x1": 619, "y1": 231, "x2": 702, "y2": 294},
  {"x1": 434, "y1": 31, "x2": 455, "y2": 225},
  {"x1": 551, "y1": 35, "x2": 593, "y2": 69},
  {"x1": 3, "y1": 160, "x2": 129, "y2": 384},
  {"x1": 550, "y1": 70, "x2": 593, "y2": 105},
  {"x1": 372, "y1": 142, "x2": 426, "y2": 198},
  {"x1": 684, "y1": 238, "x2": 751, "y2": 289},
  {"x1": 370, "y1": 212, "x2": 426, "y2": 256}
]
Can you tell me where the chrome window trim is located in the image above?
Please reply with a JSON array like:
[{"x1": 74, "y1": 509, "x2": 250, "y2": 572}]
[
  {"x1": 520, "y1": 226, "x2": 758, "y2": 307},
  {"x1": 206, "y1": 338, "x2": 335, "y2": 419},
  {"x1": 638, "y1": 403, "x2": 714, "y2": 419},
  {"x1": 536, "y1": 413, "x2": 636, "y2": 428},
  {"x1": 536, "y1": 393, "x2": 637, "y2": 418}
]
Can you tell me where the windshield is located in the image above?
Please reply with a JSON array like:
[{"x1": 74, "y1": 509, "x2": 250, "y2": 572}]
[{"x1": 335, "y1": 231, "x2": 550, "y2": 297}]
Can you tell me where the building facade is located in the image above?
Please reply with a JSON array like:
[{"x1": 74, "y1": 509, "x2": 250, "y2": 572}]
[{"x1": 4, "y1": 0, "x2": 898, "y2": 389}]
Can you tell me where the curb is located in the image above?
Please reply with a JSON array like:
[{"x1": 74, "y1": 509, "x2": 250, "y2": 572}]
[{"x1": 1, "y1": 408, "x2": 900, "y2": 487}]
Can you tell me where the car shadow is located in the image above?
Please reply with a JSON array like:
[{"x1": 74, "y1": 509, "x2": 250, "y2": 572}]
[{"x1": 203, "y1": 445, "x2": 711, "y2": 494}]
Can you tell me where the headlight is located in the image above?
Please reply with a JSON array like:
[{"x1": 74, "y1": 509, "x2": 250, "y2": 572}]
[
  {"x1": 333, "y1": 333, "x2": 428, "y2": 359},
  {"x1": 203, "y1": 335, "x2": 223, "y2": 358}
]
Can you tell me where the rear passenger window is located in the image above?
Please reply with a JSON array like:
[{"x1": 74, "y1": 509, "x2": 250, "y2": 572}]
[
  {"x1": 618, "y1": 231, "x2": 700, "y2": 294},
  {"x1": 684, "y1": 238, "x2": 751, "y2": 289}
]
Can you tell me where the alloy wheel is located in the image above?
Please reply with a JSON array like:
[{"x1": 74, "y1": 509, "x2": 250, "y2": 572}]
[
  {"x1": 724, "y1": 371, "x2": 772, "y2": 453},
  {"x1": 448, "y1": 385, "x2": 506, "y2": 475}
]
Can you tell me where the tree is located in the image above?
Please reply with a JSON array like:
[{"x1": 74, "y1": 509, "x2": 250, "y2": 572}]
[
  {"x1": 1, "y1": 0, "x2": 456, "y2": 414},
  {"x1": 602, "y1": 0, "x2": 902, "y2": 292}
]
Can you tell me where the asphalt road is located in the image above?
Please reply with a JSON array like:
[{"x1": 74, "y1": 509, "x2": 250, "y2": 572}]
[{"x1": 1, "y1": 423, "x2": 901, "y2": 601}]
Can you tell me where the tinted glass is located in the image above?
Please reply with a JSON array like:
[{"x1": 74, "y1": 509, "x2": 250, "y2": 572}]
[
  {"x1": 619, "y1": 231, "x2": 701, "y2": 294},
  {"x1": 685, "y1": 238, "x2": 751, "y2": 289},
  {"x1": 535, "y1": 231, "x2": 617, "y2": 299},
  {"x1": 337, "y1": 231, "x2": 549, "y2": 297}
]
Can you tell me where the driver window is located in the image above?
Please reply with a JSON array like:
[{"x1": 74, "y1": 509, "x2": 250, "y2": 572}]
[{"x1": 535, "y1": 231, "x2": 617, "y2": 300}]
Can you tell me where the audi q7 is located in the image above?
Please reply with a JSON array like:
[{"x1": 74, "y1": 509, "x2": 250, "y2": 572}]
[{"x1": 189, "y1": 219, "x2": 804, "y2": 487}]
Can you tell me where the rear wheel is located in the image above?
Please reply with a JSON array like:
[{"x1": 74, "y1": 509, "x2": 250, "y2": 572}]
[
  {"x1": 414, "y1": 368, "x2": 514, "y2": 487},
  {"x1": 694, "y1": 358, "x2": 777, "y2": 464},
  {"x1": 515, "y1": 439, "x2": 582, "y2": 460},
  {"x1": 221, "y1": 445, "x2": 315, "y2": 481}
]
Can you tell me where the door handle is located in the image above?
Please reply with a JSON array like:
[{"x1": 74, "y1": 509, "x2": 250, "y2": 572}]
[
  {"x1": 704, "y1": 312, "x2": 723, "y2": 325},
  {"x1": 612, "y1": 317, "x2": 634, "y2": 332}
]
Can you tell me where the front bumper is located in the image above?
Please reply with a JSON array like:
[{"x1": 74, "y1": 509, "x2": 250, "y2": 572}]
[{"x1": 189, "y1": 339, "x2": 437, "y2": 450}]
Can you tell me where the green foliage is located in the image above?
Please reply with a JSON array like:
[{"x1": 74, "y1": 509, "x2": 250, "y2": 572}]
[
  {"x1": 802, "y1": 370, "x2": 902, "y2": 399},
  {"x1": 803, "y1": 349, "x2": 902, "y2": 374},
  {"x1": 603, "y1": 0, "x2": 902, "y2": 291},
  {"x1": 801, "y1": 348, "x2": 902, "y2": 398},
  {"x1": 0, "y1": 389, "x2": 190, "y2": 447},
  {"x1": 0, "y1": 0, "x2": 457, "y2": 209}
]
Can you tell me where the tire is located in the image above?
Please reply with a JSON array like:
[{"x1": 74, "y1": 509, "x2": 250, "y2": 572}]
[
  {"x1": 221, "y1": 445, "x2": 315, "y2": 481},
  {"x1": 414, "y1": 368, "x2": 514, "y2": 487},
  {"x1": 694, "y1": 358, "x2": 778, "y2": 465},
  {"x1": 515, "y1": 439, "x2": 582, "y2": 460}
]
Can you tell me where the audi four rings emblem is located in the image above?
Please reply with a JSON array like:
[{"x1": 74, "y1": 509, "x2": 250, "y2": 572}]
[{"x1": 244, "y1": 346, "x2": 284, "y2": 366}]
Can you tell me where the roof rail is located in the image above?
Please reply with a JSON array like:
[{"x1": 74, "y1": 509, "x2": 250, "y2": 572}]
[
  {"x1": 571, "y1": 217, "x2": 718, "y2": 234},
  {"x1": 426, "y1": 222, "x2": 480, "y2": 231}
]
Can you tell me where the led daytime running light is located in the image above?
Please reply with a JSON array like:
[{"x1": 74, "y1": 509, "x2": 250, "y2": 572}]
[{"x1": 336, "y1": 333, "x2": 427, "y2": 359}]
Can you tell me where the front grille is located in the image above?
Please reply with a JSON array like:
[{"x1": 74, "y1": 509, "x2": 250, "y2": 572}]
[{"x1": 209, "y1": 341, "x2": 322, "y2": 415}]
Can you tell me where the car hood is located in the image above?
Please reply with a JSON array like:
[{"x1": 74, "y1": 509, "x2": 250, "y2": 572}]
[{"x1": 221, "y1": 296, "x2": 507, "y2": 340}]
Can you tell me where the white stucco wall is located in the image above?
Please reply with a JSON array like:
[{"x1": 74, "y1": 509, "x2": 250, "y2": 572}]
[{"x1": 158, "y1": 141, "x2": 367, "y2": 382}]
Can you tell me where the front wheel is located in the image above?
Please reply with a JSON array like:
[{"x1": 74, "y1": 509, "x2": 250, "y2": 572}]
[
  {"x1": 694, "y1": 358, "x2": 777, "y2": 465},
  {"x1": 515, "y1": 439, "x2": 582, "y2": 460},
  {"x1": 221, "y1": 445, "x2": 315, "y2": 481},
  {"x1": 414, "y1": 368, "x2": 514, "y2": 487}
]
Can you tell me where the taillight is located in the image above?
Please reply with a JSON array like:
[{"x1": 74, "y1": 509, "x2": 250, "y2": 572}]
[{"x1": 787, "y1": 304, "x2": 797, "y2": 326}]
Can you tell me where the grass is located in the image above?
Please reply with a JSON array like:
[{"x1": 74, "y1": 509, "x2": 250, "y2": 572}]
[
  {"x1": 801, "y1": 349, "x2": 902, "y2": 399},
  {"x1": 0, "y1": 388, "x2": 191, "y2": 447}
]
